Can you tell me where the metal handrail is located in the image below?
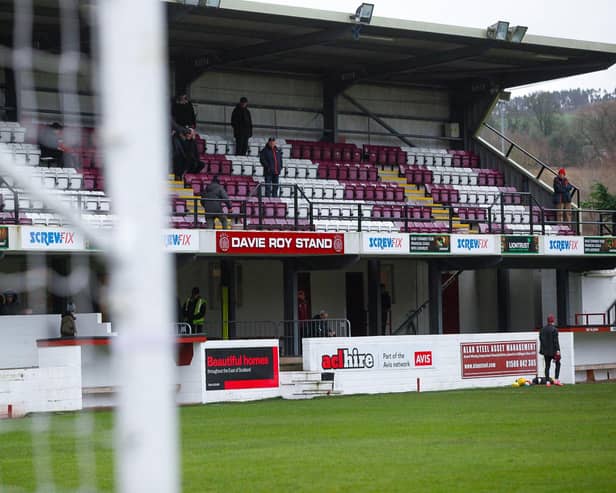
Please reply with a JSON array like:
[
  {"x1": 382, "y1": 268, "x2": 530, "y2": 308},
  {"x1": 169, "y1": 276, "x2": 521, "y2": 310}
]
[
  {"x1": 393, "y1": 270, "x2": 462, "y2": 335},
  {"x1": 478, "y1": 122, "x2": 580, "y2": 205}
]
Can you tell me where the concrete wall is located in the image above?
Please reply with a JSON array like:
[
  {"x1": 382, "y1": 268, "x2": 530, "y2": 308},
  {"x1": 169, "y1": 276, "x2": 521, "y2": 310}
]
[
  {"x1": 190, "y1": 71, "x2": 323, "y2": 141},
  {"x1": 458, "y1": 269, "x2": 498, "y2": 332},
  {"x1": 0, "y1": 313, "x2": 111, "y2": 369},
  {"x1": 189, "y1": 71, "x2": 452, "y2": 147},
  {"x1": 580, "y1": 270, "x2": 616, "y2": 323},
  {"x1": 508, "y1": 269, "x2": 542, "y2": 331},
  {"x1": 541, "y1": 270, "x2": 584, "y2": 325},
  {"x1": 387, "y1": 259, "x2": 429, "y2": 334},
  {"x1": 0, "y1": 346, "x2": 82, "y2": 416},
  {"x1": 340, "y1": 84, "x2": 450, "y2": 148}
]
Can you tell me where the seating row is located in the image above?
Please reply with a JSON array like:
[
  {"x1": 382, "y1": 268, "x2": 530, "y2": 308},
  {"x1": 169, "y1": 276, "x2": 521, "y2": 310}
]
[
  {"x1": 344, "y1": 183, "x2": 405, "y2": 202},
  {"x1": 317, "y1": 162, "x2": 379, "y2": 182},
  {"x1": 0, "y1": 122, "x2": 26, "y2": 143},
  {"x1": 372, "y1": 204, "x2": 432, "y2": 221},
  {"x1": 288, "y1": 140, "x2": 363, "y2": 163}
]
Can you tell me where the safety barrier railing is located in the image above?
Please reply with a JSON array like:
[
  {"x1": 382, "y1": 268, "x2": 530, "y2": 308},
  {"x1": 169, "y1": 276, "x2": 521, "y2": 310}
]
[
  {"x1": 485, "y1": 191, "x2": 616, "y2": 236},
  {"x1": 181, "y1": 318, "x2": 351, "y2": 356}
]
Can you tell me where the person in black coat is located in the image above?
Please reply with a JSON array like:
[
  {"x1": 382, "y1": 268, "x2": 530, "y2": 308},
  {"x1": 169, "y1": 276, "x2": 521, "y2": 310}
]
[
  {"x1": 171, "y1": 94, "x2": 196, "y2": 128},
  {"x1": 539, "y1": 314, "x2": 562, "y2": 384},
  {"x1": 200, "y1": 176, "x2": 231, "y2": 229},
  {"x1": 259, "y1": 137, "x2": 283, "y2": 198},
  {"x1": 231, "y1": 97, "x2": 252, "y2": 156},
  {"x1": 171, "y1": 123, "x2": 204, "y2": 180}
]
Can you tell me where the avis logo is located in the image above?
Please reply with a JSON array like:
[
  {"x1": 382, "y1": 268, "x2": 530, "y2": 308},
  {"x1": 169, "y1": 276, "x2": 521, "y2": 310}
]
[
  {"x1": 414, "y1": 351, "x2": 432, "y2": 367},
  {"x1": 321, "y1": 348, "x2": 375, "y2": 369}
]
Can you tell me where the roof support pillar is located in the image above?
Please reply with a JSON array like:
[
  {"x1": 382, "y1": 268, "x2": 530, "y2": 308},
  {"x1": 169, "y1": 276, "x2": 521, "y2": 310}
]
[
  {"x1": 497, "y1": 267, "x2": 510, "y2": 331},
  {"x1": 428, "y1": 261, "x2": 443, "y2": 334},
  {"x1": 4, "y1": 68, "x2": 17, "y2": 121},
  {"x1": 322, "y1": 80, "x2": 341, "y2": 143},
  {"x1": 556, "y1": 268, "x2": 570, "y2": 326},
  {"x1": 367, "y1": 259, "x2": 381, "y2": 336}
]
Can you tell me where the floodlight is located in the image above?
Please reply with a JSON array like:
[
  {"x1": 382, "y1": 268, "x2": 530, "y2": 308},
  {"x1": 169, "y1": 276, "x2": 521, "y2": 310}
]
[
  {"x1": 487, "y1": 21, "x2": 510, "y2": 41},
  {"x1": 508, "y1": 25, "x2": 528, "y2": 43},
  {"x1": 350, "y1": 3, "x2": 374, "y2": 24}
]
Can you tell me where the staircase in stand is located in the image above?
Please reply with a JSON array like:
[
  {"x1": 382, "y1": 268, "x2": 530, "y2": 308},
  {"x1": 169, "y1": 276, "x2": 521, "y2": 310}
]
[{"x1": 378, "y1": 168, "x2": 471, "y2": 232}]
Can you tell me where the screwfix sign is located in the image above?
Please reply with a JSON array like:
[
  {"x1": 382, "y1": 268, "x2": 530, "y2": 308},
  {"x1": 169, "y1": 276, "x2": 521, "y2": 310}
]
[
  {"x1": 164, "y1": 229, "x2": 199, "y2": 252},
  {"x1": 20, "y1": 227, "x2": 86, "y2": 251},
  {"x1": 216, "y1": 231, "x2": 344, "y2": 255}
]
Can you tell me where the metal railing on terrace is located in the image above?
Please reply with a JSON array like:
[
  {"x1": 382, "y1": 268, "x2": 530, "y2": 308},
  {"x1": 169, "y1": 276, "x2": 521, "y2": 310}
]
[
  {"x1": 475, "y1": 122, "x2": 581, "y2": 206},
  {"x1": 177, "y1": 318, "x2": 351, "y2": 357},
  {"x1": 3, "y1": 177, "x2": 614, "y2": 236}
]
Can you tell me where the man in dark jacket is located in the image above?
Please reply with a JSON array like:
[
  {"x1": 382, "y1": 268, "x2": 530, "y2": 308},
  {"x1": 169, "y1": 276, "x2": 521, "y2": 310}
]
[
  {"x1": 171, "y1": 123, "x2": 204, "y2": 180},
  {"x1": 260, "y1": 137, "x2": 283, "y2": 198},
  {"x1": 553, "y1": 168, "x2": 573, "y2": 224},
  {"x1": 171, "y1": 93, "x2": 196, "y2": 128},
  {"x1": 231, "y1": 97, "x2": 252, "y2": 156},
  {"x1": 539, "y1": 314, "x2": 562, "y2": 385},
  {"x1": 201, "y1": 176, "x2": 231, "y2": 229}
]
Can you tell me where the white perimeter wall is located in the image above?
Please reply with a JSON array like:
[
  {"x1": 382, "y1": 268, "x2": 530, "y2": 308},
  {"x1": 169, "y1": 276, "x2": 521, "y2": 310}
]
[
  {"x1": 303, "y1": 332, "x2": 575, "y2": 397},
  {"x1": 0, "y1": 313, "x2": 111, "y2": 369},
  {"x1": 0, "y1": 346, "x2": 82, "y2": 416}
]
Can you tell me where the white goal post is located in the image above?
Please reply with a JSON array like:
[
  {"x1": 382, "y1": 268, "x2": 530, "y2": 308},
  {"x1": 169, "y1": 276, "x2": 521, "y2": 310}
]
[{"x1": 98, "y1": 1, "x2": 179, "y2": 492}]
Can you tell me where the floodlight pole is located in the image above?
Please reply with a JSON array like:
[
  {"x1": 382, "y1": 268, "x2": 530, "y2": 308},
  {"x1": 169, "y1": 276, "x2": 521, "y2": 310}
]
[{"x1": 98, "y1": 1, "x2": 179, "y2": 493}]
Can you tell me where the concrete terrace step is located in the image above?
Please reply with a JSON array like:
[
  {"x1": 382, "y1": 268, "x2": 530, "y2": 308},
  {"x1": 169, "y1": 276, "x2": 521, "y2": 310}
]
[{"x1": 280, "y1": 371, "x2": 337, "y2": 400}]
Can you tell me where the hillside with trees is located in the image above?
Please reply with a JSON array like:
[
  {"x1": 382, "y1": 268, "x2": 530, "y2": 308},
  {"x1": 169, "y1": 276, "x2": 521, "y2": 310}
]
[{"x1": 487, "y1": 89, "x2": 616, "y2": 207}]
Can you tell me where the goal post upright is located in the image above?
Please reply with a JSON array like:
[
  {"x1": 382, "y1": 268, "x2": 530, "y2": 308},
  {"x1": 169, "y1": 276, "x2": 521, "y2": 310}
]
[{"x1": 98, "y1": 1, "x2": 179, "y2": 492}]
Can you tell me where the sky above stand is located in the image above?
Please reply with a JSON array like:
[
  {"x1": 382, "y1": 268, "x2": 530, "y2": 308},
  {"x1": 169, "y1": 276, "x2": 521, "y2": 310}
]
[{"x1": 246, "y1": 0, "x2": 616, "y2": 96}]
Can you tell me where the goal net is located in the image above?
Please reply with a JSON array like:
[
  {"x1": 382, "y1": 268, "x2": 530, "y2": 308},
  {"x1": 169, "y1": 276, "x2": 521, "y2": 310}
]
[{"x1": 0, "y1": 1, "x2": 179, "y2": 491}]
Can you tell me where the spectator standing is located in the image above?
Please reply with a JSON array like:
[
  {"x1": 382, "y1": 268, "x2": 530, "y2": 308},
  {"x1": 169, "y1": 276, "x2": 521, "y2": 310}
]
[
  {"x1": 380, "y1": 284, "x2": 392, "y2": 334},
  {"x1": 312, "y1": 310, "x2": 330, "y2": 337},
  {"x1": 2, "y1": 290, "x2": 21, "y2": 315},
  {"x1": 171, "y1": 93, "x2": 196, "y2": 128},
  {"x1": 297, "y1": 290, "x2": 309, "y2": 322},
  {"x1": 171, "y1": 124, "x2": 204, "y2": 180},
  {"x1": 259, "y1": 137, "x2": 283, "y2": 198},
  {"x1": 553, "y1": 168, "x2": 573, "y2": 224},
  {"x1": 231, "y1": 97, "x2": 252, "y2": 156},
  {"x1": 183, "y1": 287, "x2": 207, "y2": 334},
  {"x1": 60, "y1": 303, "x2": 77, "y2": 337},
  {"x1": 539, "y1": 314, "x2": 562, "y2": 386},
  {"x1": 38, "y1": 122, "x2": 77, "y2": 168},
  {"x1": 200, "y1": 176, "x2": 231, "y2": 229}
]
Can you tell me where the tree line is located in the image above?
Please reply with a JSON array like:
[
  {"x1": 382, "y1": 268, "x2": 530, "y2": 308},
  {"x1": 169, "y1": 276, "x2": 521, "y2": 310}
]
[{"x1": 488, "y1": 89, "x2": 616, "y2": 209}]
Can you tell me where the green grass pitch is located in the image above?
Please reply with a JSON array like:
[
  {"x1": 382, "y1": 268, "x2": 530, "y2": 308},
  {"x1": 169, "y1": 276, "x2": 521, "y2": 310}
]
[{"x1": 1, "y1": 383, "x2": 615, "y2": 492}]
